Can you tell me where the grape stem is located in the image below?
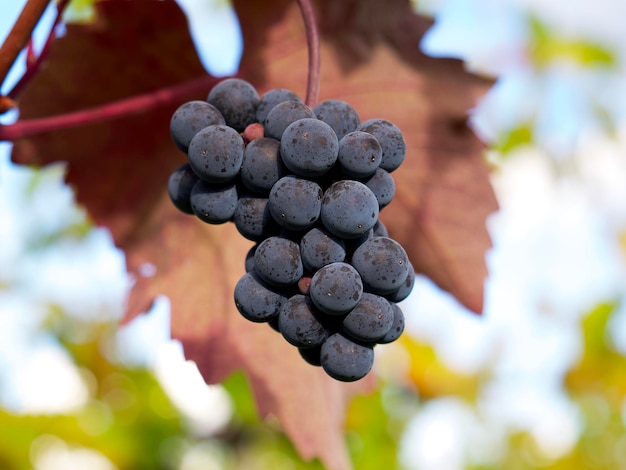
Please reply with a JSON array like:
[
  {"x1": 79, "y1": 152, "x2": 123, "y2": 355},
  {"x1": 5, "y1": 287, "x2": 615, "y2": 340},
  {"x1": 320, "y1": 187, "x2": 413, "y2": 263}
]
[
  {"x1": 296, "y1": 0, "x2": 320, "y2": 108},
  {"x1": 0, "y1": 0, "x2": 51, "y2": 103},
  {"x1": 7, "y1": 0, "x2": 72, "y2": 100},
  {"x1": 0, "y1": 75, "x2": 219, "y2": 141}
]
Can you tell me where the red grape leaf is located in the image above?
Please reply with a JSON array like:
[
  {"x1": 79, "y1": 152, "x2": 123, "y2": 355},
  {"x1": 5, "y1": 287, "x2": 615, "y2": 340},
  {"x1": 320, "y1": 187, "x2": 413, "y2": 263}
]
[
  {"x1": 9, "y1": 0, "x2": 496, "y2": 467},
  {"x1": 10, "y1": 2, "x2": 369, "y2": 469},
  {"x1": 237, "y1": 0, "x2": 497, "y2": 314}
]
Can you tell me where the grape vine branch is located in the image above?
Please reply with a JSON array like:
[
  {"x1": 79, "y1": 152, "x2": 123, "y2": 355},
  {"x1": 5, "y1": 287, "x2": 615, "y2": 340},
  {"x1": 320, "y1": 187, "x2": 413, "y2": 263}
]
[{"x1": 0, "y1": 0, "x2": 320, "y2": 140}]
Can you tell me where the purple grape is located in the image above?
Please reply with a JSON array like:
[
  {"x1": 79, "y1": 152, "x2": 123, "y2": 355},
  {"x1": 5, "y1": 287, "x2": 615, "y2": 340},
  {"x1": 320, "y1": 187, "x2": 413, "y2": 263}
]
[
  {"x1": 187, "y1": 125, "x2": 244, "y2": 184},
  {"x1": 299, "y1": 227, "x2": 346, "y2": 272},
  {"x1": 207, "y1": 78, "x2": 259, "y2": 131},
  {"x1": 280, "y1": 118, "x2": 339, "y2": 177},
  {"x1": 264, "y1": 100, "x2": 315, "y2": 140},
  {"x1": 351, "y1": 236, "x2": 410, "y2": 295},
  {"x1": 253, "y1": 236, "x2": 303, "y2": 287},
  {"x1": 278, "y1": 294, "x2": 329, "y2": 348},
  {"x1": 234, "y1": 272, "x2": 288, "y2": 323},
  {"x1": 313, "y1": 99, "x2": 360, "y2": 141},
  {"x1": 377, "y1": 302, "x2": 405, "y2": 344},
  {"x1": 342, "y1": 293, "x2": 394, "y2": 342},
  {"x1": 320, "y1": 180, "x2": 379, "y2": 239},
  {"x1": 240, "y1": 137, "x2": 286, "y2": 195},
  {"x1": 189, "y1": 180, "x2": 237, "y2": 224},
  {"x1": 233, "y1": 197, "x2": 280, "y2": 242},
  {"x1": 357, "y1": 119, "x2": 406, "y2": 172},
  {"x1": 169, "y1": 100, "x2": 225, "y2": 153},
  {"x1": 337, "y1": 131, "x2": 382, "y2": 178},
  {"x1": 256, "y1": 88, "x2": 303, "y2": 124},
  {"x1": 361, "y1": 167, "x2": 395, "y2": 210},
  {"x1": 168, "y1": 163, "x2": 199, "y2": 214},
  {"x1": 268, "y1": 176, "x2": 323, "y2": 231},
  {"x1": 320, "y1": 333, "x2": 374, "y2": 382},
  {"x1": 309, "y1": 262, "x2": 363, "y2": 315}
]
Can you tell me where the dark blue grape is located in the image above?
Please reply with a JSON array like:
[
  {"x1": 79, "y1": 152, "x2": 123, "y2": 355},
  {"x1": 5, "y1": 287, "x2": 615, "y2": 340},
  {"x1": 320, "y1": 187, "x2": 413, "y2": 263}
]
[
  {"x1": 187, "y1": 125, "x2": 244, "y2": 184},
  {"x1": 342, "y1": 293, "x2": 394, "y2": 342},
  {"x1": 234, "y1": 272, "x2": 288, "y2": 322},
  {"x1": 268, "y1": 176, "x2": 323, "y2": 231},
  {"x1": 337, "y1": 131, "x2": 382, "y2": 178},
  {"x1": 169, "y1": 100, "x2": 225, "y2": 153},
  {"x1": 280, "y1": 118, "x2": 339, "y2": 177},
  {"x1": 320, "y1": 333, "x2": 374, "y2": 382},
  {"x1": 351, "y1": 236, "x2": 410, "y2": 295},
  {"x1": 168, "y1": 163, "x2": 199, "y2": 214},
  {"x1": 207, "y1": 78, "x2": 259, "y2": 131},
  {"x1": 320, "y1": 180, "x2": 379, "y2": 239},
  {"x1": 385, "y1": 262, "x2": 415, "y2": 303},
  {"x1": 361, "y1": 167, "x2": 395, "y2": 210},
  {"x1": 299, "y1": 227, "x2": 346, "y2": 272},
  {"x1": 245, "y1": 244, "x2": 257, "y2": 272},
  {"x1": 278, "y1": 294, "x2": 329, "y2": 348},
  {"x1": 240, "y1": 137, "x2": 286, "y2": 195},
  {"x1": 299, "y1": 344, "x2": 322, "y2": 366},
  {"x1": 309, "y1": 262, "x2": 363, "y2": 315},
  {"x1": 313, "y1": 99, "x2": 360, "y2": 141},
  {"x1": 264, "y1": 100, "x2": 315, "y2": 140},
  {"x1": 372, "y1": 220, "x2": 389, "y2": 237},
  {"x1": 254, "y1": 236, "x2": 303, "y2": 287},
  {"x1": 377, "y1": 303, "x2": 405, "y2": 344},
  {"x1": 233, "y1": 197, "x2": 280, "y2": 241},
  {"x1": 357, "y1": 119, "x2": 406, "y2": 172},
  {"x1": 189, "y1": 180, "x2": 237, "y2": 224},
  {"x1": 256, "y1": 88, "x2": 303, "y2": 124}
]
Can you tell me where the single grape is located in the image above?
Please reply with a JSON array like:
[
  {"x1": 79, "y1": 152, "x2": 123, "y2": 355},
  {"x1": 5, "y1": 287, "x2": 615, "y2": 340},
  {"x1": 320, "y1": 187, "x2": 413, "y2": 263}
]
[
  {"x1": 342, "y1": 292, "x2": 394, "y2": 342},
  {"x1": 207, "y1": 78, "x2": 259, "y2": 131},
  {"x1": 357, "y1": 119, "x2": 406, "y2": 172},
  {"x1": 234, "y1": 272, "x2": 289, "y2": 322},
  {"x1": 187, "y1": 125, "x2": 244, "y2": 184},
  {"x1": 168, "y1": 163, "x2": 199, "y2": 214},
  {"x1": 240, "y1": 137, "x2": 286, "y2": 195},
  {"x1": 233, "y1": 197, "x2": 280, "y2": 242},
  {"x1": 299, "y1": 344, "x2": 322, "y2": 366},
  {"x1": 169, "y1": 100, "x2": 225, "y2": 153},
  {"x1": 268, "y1": 176, "x2": 323, "y2": 231},
  {"x1": 351, "y1": 236, "x2": 410, "y2": 295},
  {"x1": 337, "y1": 131, "x2": 382, "y2": 178},
  {"x1": 385, "y1": 262, "x2": 415, "y2": 303},
  {"x1": 245, "y1": 244, "x2": 257, "y2": 272},
  {"x1": 320, "y1": 333, "x2": 374, "y2": 382},
  {"x1": 264, "y1": 100, "x2": 315, "y2": 140},
  {"x1": 361, "y1": 167, "x2": 395, "y2": 210},
  {"x1": 372, "y1": 220, "x2": 389, "y2": 237},
  {"x1": 313, "y1": 99, "x2": 360, "y2": 141},
  {"x1": 256, "y1": 88, "x2": 303, "y2": 124},
  {"x1": 377, "y1": 302, "x2": 405, "y2": 344},
  {"x1": 189, "y1": 180, "x2": 237, "y2": 224},
  {"x1": 278, "y1": 294, "x2": 329, "y2": 348},
  {"x1": 280, "y1": 118, "x2": 339, "y2": 177},
  {"x1": 320, "y1": 180, "x2": 379, "y2": 239},
  {"x1": 299, "y1": 227, "x2": 346, "y2": 272},
  {"x1": 254, "y1": 236, "x2": 304, "y2": 287},
  {"x1": 309, "y1": 262, "x2": 363, "y2": 315}
]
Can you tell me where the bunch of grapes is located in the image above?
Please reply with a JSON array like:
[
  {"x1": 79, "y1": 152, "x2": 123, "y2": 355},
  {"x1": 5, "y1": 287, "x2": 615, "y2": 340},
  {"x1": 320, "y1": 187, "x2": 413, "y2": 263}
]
[{"x1": 167, "y1": 78, "x2": 415, "y2": 382}]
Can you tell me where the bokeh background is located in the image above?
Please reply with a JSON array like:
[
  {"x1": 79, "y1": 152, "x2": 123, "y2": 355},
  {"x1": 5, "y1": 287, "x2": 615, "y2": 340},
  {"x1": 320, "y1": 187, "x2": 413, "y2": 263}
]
[{"x1": 1, "y1": 0, "x2": 626, "y2": 469}]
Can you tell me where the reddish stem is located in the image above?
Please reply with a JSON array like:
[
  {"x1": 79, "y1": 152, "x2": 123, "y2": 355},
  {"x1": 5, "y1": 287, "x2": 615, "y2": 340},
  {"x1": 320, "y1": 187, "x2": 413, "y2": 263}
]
[
  {"x1": 0, "y1": 75, "x2": 220, "y2": 141},
  {"x1": 0, "y1": 0, "x2": 50, "y2": 93},
  {"x1": 8, "y1": 0, "x2": 71, "y2": 100},
  {"x1": 296, "y1": 0, "x2": 320, "y2": 107}
]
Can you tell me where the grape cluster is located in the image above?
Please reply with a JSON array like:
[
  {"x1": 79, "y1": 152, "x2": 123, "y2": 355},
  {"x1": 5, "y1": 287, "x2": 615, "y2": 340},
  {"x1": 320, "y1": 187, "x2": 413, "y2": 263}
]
[{"x1": 167, "y1": 78, "x2": 415, "y2": 382}]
